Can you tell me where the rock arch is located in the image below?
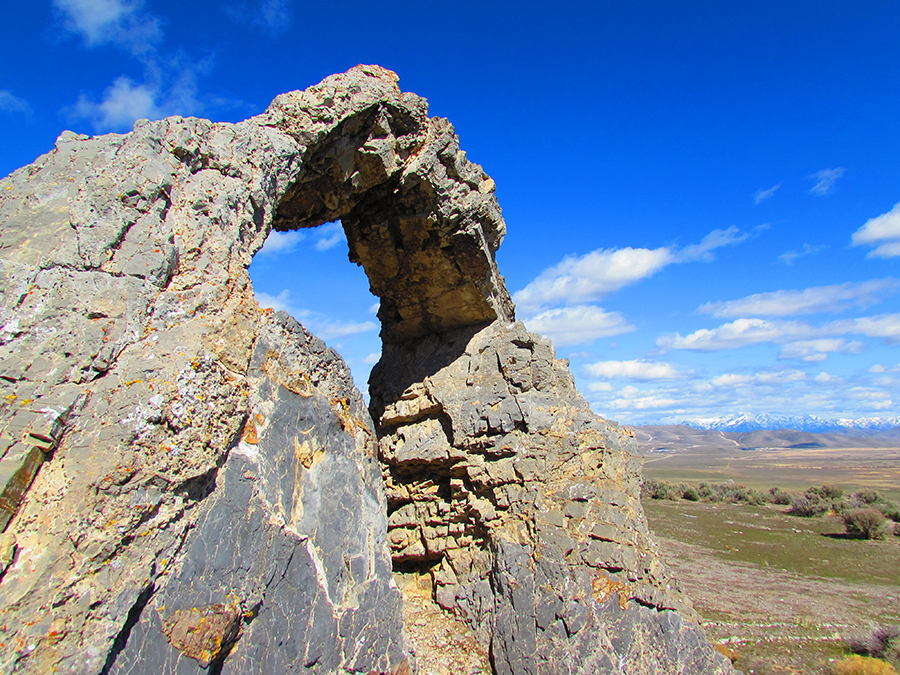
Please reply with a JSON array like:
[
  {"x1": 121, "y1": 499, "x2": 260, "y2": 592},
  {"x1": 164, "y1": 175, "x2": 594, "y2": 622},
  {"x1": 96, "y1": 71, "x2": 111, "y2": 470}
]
[{"x1": 0, "y1": 66, "x2": 733, "y2": 673}]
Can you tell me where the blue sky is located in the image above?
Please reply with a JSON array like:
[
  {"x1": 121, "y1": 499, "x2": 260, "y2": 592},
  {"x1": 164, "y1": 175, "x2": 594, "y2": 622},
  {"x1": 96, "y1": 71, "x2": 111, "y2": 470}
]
[{"x1": 3, "y1": 1, "x2": 900, "y2": 425}]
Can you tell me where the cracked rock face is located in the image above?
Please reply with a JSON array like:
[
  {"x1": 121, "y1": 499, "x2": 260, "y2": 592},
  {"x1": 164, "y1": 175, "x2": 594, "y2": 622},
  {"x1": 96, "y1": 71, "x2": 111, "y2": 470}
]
[{"x1": 0, "y1": 65, "x2": 733, "y2": 674}]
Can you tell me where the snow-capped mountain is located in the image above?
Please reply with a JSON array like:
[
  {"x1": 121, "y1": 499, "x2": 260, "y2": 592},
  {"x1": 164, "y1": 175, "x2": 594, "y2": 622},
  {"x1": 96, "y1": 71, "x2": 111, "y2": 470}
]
[{"x1": 680, "y1": 413, "x2": 900, "y2": 433}]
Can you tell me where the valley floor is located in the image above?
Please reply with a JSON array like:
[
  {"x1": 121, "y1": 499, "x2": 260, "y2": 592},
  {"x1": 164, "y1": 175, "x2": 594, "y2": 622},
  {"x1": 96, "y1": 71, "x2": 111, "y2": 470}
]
[{"x1": 644, "y1": 500, "x2": 900, "y2": 675}]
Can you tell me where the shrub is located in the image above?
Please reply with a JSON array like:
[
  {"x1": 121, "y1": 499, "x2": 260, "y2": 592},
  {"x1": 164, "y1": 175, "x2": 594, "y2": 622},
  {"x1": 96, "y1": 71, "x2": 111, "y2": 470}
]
[
  {"x1": 856, "y1": 489, "x2": 884, "y2": 505},
  {"x1": 682, "y1": 486, "x2": 700, "y2": 501},
  {"x1": 817, "y1": 484, "x2": 845, "y2": 500},
  {"x1": 875, "y1": 501, "x2": 900, "y2": 523},
  {"x1": 770, "y1": 487, "x2": 794, "y2": 505},
  {"x1": 790, "y1": 494, "x2": 829, "y2": 517},
  {"x1": 643, "y1": 479, "x2": 669, "y2": 500},
  {"x1": 847, "y1": 624, "x2": 900, "y2": 665},
  {"x1": 832, "y1": 655, "x2": 899, "y2": 675},
  {"x1": 697, "y1": 482, "x2": 717, "y2": 500},
  {"x1": 843, "y1": 508, "x2": 888, "y2": 540}
]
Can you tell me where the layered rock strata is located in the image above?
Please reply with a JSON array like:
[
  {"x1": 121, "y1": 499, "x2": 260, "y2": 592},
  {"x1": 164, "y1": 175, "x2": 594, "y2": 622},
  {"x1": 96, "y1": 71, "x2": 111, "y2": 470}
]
[{"x1": 0, "y1": 65, "x2": 733, "y2": 673}]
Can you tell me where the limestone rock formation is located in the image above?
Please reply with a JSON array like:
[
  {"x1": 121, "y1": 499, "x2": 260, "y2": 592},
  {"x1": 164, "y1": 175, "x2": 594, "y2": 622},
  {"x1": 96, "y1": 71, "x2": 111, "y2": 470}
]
[{"x1": 0, "y1": 65, "x2": 734, "y2": 674}]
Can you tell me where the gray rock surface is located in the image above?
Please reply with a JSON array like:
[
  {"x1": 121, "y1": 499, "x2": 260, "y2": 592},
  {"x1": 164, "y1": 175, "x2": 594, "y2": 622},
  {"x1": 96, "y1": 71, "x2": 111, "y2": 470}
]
[{"x1": 0, "y1": 65, "x2": 734, "y2": 673}]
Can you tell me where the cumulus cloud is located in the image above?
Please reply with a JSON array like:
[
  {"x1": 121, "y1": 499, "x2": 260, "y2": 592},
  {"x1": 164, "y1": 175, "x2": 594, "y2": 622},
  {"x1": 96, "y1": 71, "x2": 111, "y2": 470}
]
[
  {"x1": 584, "y1": 360, "x2": 693, "y2": 381},
  {"x1": 522, "y1": 305, "x2": 634, "y2": 346},
  {"x1": 753, "y1": 183, "x2": 781, "y2": 204},
  {"x1": 698, "y1": 279, "x2": 900, "y2": 318},
  {"x1": 257, "y1": 230, "x2": 305, "y2": 256},
  {"x1": 514, "y1": 226, "x2": 755, "y2": 313},
  {"x1": 809, "y1": 167, "x2": 845, "y2": 195},
  {"x1": 852, "y1": 202, "x2": 900, "y2": 258},
  {"x1": 0, "y1": 91, "x2": 32, "y2": 116},
  {"x1": 779, "y1": 243, "x2": 824, "y2": 265},
  {"x1": 53, "y1": 0, "x2": 161, "y2": 54}
]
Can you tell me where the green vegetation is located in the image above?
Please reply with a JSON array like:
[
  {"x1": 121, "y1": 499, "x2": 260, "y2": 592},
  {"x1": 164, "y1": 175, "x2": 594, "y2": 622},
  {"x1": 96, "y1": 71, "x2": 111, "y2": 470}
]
[
  {"x1": 843, "y1": 509, "x2": 889, "y2": 540},
  {"x1": 642, "y1": 479, "x2": 900, "y2": 530}
]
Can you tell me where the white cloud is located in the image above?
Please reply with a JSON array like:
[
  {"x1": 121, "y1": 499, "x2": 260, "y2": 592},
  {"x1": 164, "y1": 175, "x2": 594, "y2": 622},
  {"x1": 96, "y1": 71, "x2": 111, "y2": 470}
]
[
  {"x1": 514, "y1": 226, "x2": 756, "y2": 314},
  {"x1": 72, "y1": 76, "x2": 162, "y2": 130},
  {"x1": 658, "y1": 312, "x2": 900, "y2": 353},
  {"x1": 68, "y1": 50, "x2": 217, "y2": 132},
  {"x1": 312, "y1": 318, "x2": 377, "y2": 340},
  {"x1": 314, "y1": 222, "x2": 346, "y2": 251},
  {"x1": 584, "y1": 360, "x2": 693, "y2": 381},
  {"x1": 522, "y1": 305, "x2": 634, "y2": 346},
  {"x1": 658, "y1": 317, "x2": 809, "y2": 351},
  {"x1": 676, "y1": 225, "x2": 757, "y2": 263},
  {"x1": 777, "y1": 339, "x2": 865, "y2": 362},
  {"x1": 829, "y1": 313, "x2": 900, "y2": 343},
  {"x1": 0, "y1": 91, "x2": 31, "y2": 116},
  {"x1": 852, "y1": 202, "x2": 900, "y2": 258},
  {"x1": 607, "y1": 394, "x2": 681, "y2": 410},
  {"x1": 363, "y1": 352, "x2": 381, "y2": 365},
  {"x1": 255, "y1": 289, "x2": 377, "y2": 340},
  {"x1": 257, "y1": 230, "x2": 305, "y2": 256},
  {"x1": 514, "y1": 247, "x2": 672, "y2": 313},
  {"x1": 753, "y1": 183, "x2": 781, "y2": 204},
  {"x1": 809, "y1": 167, "x2": 845, "y2": 195},
  {"x1": 869, "y1": 363, "x2": 900, "y2": 374},
  {"x1": 709, "y1": 369, "x2": 806, "y2": 387},
  {"x1": 698, "y1": 279, "x2": 900, "y2": 318},
  {"x1": 779, "y1": 243, "x2": 824, "y2": 265},
  {"x1": 54, "y1": 0, "x2": 161, "y2": 54}
]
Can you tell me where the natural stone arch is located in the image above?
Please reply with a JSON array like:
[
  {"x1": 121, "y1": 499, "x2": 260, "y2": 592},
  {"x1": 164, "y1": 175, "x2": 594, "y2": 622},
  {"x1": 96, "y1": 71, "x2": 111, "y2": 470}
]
[
  {"x1": 0, "y1": 65, "x2": 735, "y2": 674},
  {"x1": 267, "y1": 67, "x2": 514, "y2": 345}
]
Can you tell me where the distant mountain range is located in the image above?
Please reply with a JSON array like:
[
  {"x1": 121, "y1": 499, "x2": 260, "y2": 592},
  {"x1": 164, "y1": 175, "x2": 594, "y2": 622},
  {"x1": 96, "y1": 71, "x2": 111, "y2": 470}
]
[{"x1": 679, "y1": 414, "x2": 900, "y2": 433}]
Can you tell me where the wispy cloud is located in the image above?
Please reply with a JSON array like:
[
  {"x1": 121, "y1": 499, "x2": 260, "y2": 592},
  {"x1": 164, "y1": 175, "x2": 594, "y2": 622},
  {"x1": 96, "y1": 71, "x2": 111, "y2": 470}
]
[
  {"x1": 709, "y1": 369, "x2": 807, "y2": 387},
  {"x1": 698, "y1": 279, "x2": 900, "y2": 318},
  {"x1": 69, "y1": 56, "x2": 212, "y2": 131},
  {"x1": 313, "y1": 222, "x2": 346, "y2": 251},
  {"x1": 584, "y1": 360, "x2": 693, "y2": 381},
  {"x1": 56, "y1": 0, "x2": 248, "y2": 132},
  {"x1": 523, "y1": 305, "x2": 633, "y2": 346},
  {"x1": 777, "y1": 339, "x2": 865, "y2": 362},
  {"x1": 852, "y1": 202, "x2": 900, "y2": 258},
  {"x1": 0, "y1": 90, "x2": 32, "y2": 116},
  {"x1": 779, "y1": 243, "x2": 824, "y2": 265},
  {"x1": 514, "y1": 225, "x2": 757, "y2": 314},
  {"x1": 809, "y1": 167, "x2": 845, "y2": 195},
  {"x1": 658, "y1": 312, "x2": 900, "y2": 353},
  {"x1": 53, "y1": 0, "x2": 162, "y2": 55},
  {"x1": 226, "y1": 0, "x2": 293, "y2": 36},
  {"x1": 255, "y1": 289, "x2": 377, "y2": 340},
  {"x1": 753, "y1": 183, "x2": 781, "y2": 204}
]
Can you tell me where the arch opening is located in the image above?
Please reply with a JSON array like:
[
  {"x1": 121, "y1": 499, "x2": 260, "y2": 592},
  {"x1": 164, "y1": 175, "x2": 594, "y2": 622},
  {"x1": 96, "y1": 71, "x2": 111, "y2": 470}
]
[{"x1": 248, "y1": 220, "x2": 381, "y2": 392}]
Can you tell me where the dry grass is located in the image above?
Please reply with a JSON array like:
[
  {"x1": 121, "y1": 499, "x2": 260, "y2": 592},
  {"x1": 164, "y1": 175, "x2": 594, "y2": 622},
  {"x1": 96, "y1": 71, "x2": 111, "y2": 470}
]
[{"x1": 832, "y1": 655, "x2": 900, "y2": 675}]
